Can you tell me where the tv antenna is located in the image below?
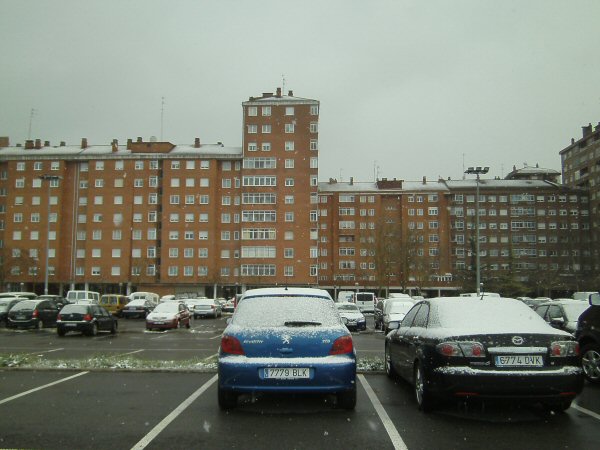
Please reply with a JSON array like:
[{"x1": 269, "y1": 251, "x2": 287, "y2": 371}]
[
  {"x1": 28, "y1": 108, "x2": 36, "y2": 139},
  {"x1": 282, "y1": 75, "x2": 286, "y2": 94},
  {"x1": 160, "y1": 97, "x2": 165, "y2": 141}
]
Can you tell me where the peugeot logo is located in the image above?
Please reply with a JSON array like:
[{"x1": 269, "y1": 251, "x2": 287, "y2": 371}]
[
  {"x1": 282, "y1": 335, "x2": 291, "y2": 345},
  {"x1": 512, "y1": 336, "x2": 524, "y2": 345}
]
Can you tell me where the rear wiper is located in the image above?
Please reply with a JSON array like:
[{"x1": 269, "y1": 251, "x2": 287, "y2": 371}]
[{"x1": 284, "y1": 321, "x2": 322, "y2": 327}]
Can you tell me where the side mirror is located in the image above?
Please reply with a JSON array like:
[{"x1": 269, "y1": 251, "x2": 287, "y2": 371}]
[
  {"x1": 550, "y1": 317, "x2": 565, "y2": 327},
  {"x1": 388, "y1": 321, "x2": 400, "y2": 330},
  {"x1": 590, "y1": 293, "x2": 600, "y2": 306},
  {"x1": 341, "y1": 316, "x2": 349, "y2": 325}
]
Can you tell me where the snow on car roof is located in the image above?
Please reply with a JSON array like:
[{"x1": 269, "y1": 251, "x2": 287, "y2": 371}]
[
  {"x1": 241, "y1": 287, "x2": 333, "y2": 300},
  {"x1": 427, "y1": 297, "x2": 571, "y2": 336}
]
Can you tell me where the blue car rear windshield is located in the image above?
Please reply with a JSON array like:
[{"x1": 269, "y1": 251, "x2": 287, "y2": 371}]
[{"x1": 232, "y1": 296, "x2": 340, "y2": 328}]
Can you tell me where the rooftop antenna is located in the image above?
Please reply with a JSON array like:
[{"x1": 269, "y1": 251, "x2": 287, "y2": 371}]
[
  {"x1": 160, "y1": 97, "x2": 165, "y2": 141},
  {"x1": 462, "y1": 153, "x2": 465, "y2": 180},
  {"x1": 28, "y1": 108, "x2": 36, "y2": 139},
  {"x1": 282, "y1": 75, "x2": 286, "y2": 94}
]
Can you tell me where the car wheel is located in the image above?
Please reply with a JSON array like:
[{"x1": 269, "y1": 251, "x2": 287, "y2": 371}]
[
  {"x1": 385, "y1": 343, "x2": 397, "y2": 379},
  {"x1": 110, "y1": 322, "x2": 117, "y2": 335},
  {"x1": 414, "y1": 362, "x2": 435, "y2": 412},
  {"x1": 337, "y1": 385, "x2": 357, "y2": 410},
  {"x1": 89, "y1": 323, "x2": 98, "y2": 337},
  {"x1": 581, "y1": 343, "x2": 600, "y2": 384},
  {"x1": 36, "y1": 320, "x2": 44, "y2": 330},
  {"x1": 57, "y1": 328, "x2": 66, "y2": 337},
  {"x1": 218, "y1": 387, "x2": 237, "y2": 410}
]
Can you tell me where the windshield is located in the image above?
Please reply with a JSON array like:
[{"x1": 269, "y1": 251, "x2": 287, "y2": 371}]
[
  {"x1": 152, "y1": 303, "x2": 180, "y2": 313},
  {"x1": 60, "y1": 305, "x2": 89, "y2": 314},
  {"x1": 390, "y1": 303, "x2": 414, "y2": 314},
  {"x1": 336, "y1": 303, "x2": 359, "y2": 312},
  {"x1": 430, "y1": 299, "x2": 552, "y2": 333},
  {"x1": 10, "y1": 300, "x2": 38, "y2": 311},
  {"x1": 232, "y1": 297, "x2": 340, "y2": 328}
]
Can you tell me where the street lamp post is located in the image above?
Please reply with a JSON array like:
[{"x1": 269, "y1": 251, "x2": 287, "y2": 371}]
[
  {"x1": 39, "y1": 175, "x2": 61, "y2": 295},
  {"x1": 464, "y1": 167, "x2": 489, "y2": 296}
]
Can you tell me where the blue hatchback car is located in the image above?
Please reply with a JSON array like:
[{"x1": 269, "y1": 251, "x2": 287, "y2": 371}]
[{"x1": 217, "y1": 287, "x2": 357, "y2": 409}]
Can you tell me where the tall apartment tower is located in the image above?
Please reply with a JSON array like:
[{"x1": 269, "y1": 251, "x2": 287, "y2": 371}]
[
  {"x1": 560, "y1": 122, "x2": 600, "y2": 270},
  {"x1": 241, "y1": 89, "x2": 320, "y2": 285}
]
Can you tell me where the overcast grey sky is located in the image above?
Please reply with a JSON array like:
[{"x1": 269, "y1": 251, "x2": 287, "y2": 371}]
[{"x1": 1, "y1": 0, "x2": 599, "y2": 182}]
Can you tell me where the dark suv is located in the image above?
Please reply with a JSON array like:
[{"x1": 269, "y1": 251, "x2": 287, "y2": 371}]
[{"x1": 575, "y1": 293, "x2": 600, "y2": 384}]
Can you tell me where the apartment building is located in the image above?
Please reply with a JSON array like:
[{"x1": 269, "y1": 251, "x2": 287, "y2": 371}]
[
  {"x1": 241, "y1": 88, "x2": 320, "y2": 286},
  {"x1": 560, "y1": 122, "x2": 600, "y2": 270},
  {"x1": 0, "y1": 92, "x2": 595, "y2": 298},
  {"x1": 0, "y1": 89, "x2": 320, "y2": 296},
  {"x1": 318, "y1": 175, "x2": 591, "y2": 297}
]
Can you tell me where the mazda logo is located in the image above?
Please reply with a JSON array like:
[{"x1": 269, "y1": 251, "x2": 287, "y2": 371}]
[{"x1": 512, "y1": 336, "x2": 524, "y2": 345}]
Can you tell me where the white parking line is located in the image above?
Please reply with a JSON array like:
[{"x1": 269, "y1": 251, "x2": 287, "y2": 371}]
[
  {"x1": 120, "y1": 349, "x2": 144, "y2": 356},
  {"x1": 358, "y1": 374, "x2": 408, "y2": 450},
  {"x1": 29, "y1": 348, "x2": 64, "y2": 355},
  {"x1": 0, "y1": 371, "x2": 89, "y2": 405},
  {"x1": 572, "y1": 402, "x2": 600, "y2": 421},
  {"x1": 209, "y1": 334, "x2": 223, "y2": 340},
  {"x1": 130, "y1": 374, "x2": 218, "y2": 450}
]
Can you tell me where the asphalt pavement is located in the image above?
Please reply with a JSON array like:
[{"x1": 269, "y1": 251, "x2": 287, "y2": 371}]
[{"x1": 1, "y1": 315, "x2": 600, "y2": 449}]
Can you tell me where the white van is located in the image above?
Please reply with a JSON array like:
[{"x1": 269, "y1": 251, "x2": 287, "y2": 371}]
[
  {"x1": 336, "y1": 291, "x2": 355, "y2": 303},
  {"x1": 66, "y1": 290, "x2": 100, "y2": 304},
  {"x1": 129, "y1": 292, "x2": 159, "y2": 307},
  {"x1": 353, "y1": 292, "x2": 376, "y2": 313}
]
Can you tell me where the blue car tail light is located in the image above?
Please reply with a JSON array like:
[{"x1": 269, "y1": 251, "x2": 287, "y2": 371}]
[
  {"x1": 221, "y1": 335, "x2": 245, "y2": 355},
  {"x1": 329, "y1": 335, "x2": 354, "y2": 355}
]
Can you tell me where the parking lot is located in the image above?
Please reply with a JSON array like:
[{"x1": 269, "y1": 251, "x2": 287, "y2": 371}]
[{"x1": 1, "y1": 315, "x2": 600, "y2": 449}]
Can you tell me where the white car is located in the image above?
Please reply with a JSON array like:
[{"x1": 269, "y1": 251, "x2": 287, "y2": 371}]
[
  {"x1": 383, "y1": 301, "x2": 414, "y2": 333},
  {"x1": 335, "y1": 302, "x2": 367, "y2": 331}
]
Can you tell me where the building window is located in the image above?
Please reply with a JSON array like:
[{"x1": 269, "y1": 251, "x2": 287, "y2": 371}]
[
  {"x1": 285, "y1": 123, "x2": 295, "y2": 133},
  {"x1": 285, "y1": 141, "x2": 294, "y2": 151},
  {"x1": 248, "y1": 124, "x2": 257, "y2": 134},
  {"x1": 262, "y1": 106, "x2": 271, "y2": 116}
]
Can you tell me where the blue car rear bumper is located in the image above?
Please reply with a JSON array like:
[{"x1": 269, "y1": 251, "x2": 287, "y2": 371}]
[{"x1": 218, "y1": 354, "x2": 356, "y2": 394}]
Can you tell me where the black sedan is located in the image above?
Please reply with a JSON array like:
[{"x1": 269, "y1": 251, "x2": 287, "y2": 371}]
[
  {"x1": 57, "y1": 304, "x2": 118, "y2": 336},
  {"x1": 385, "y1": 297, "x2": 584, "y2": 412},
  {"x1": 6, "y1": 299, "x2": 59, "y2": 329}
]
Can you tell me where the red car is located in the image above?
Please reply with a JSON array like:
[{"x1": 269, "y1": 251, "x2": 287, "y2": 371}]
[{"x1": 146, "y1": 302, "x2": 190, "y2": 331}]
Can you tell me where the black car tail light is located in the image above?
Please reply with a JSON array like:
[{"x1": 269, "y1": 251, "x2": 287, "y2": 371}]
[
  {"x1": 550, "y1": 341, "x2": 579, "y2": 357},
  {"x1": 83, "y1": 314, "x2": 93, "y2": 322},
  {"x1": 330, "y1": 335, "x2": 354, "y2": 355},
  {"x1": 32, "y1": 309, "x2": 39, "y2": 318},
  {"x1": 57, "y1": 314, "x2": 62, "y2": 321},
  {"x1": 436, "y1": 341, "x2": 486, "y2": 358},
  {"x1": 221, "y1": 335, "x2": 245, "y2": 355}
]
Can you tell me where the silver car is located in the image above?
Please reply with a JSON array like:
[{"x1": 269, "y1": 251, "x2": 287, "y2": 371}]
[{"x1": 193, "y1": 298, "x2": 222, "y2": 319}]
